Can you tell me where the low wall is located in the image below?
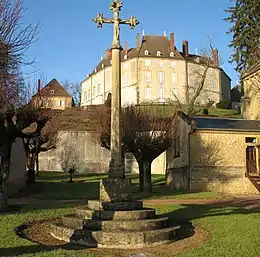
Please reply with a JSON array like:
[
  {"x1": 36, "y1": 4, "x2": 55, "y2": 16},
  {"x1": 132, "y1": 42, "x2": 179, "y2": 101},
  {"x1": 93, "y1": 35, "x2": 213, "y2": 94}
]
[{"x1": 39, "y1": 131, "x2": 166, "y2": 175}]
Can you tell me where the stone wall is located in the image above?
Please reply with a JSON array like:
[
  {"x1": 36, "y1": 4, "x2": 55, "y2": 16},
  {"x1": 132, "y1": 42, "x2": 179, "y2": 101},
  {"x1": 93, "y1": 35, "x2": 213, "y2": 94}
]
[
  {"x1": 39, "y1": 131, "x2": 166, "y2": 175},
  {"x1": 8, "y1": 138, "x2": 27, "y2": 196},
  {"x1": 166, "y1": 127, "x2": 260, "y2": 194}
]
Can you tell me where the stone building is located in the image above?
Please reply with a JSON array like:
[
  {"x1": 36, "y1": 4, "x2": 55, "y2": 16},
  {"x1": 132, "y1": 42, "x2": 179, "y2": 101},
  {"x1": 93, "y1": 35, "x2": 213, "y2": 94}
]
[
  {"x1": 81, "y1": 32, "x2": 231, "y2": 107},
  {"x1": 166, "y1": 113, "x2": 260, "y2": 194},
  {"x1": 242, "y1": 61, "x2": 260, "y2": 119},
  {"x1": 32, "y1": 78, "x2": 73, "y2": 110}
]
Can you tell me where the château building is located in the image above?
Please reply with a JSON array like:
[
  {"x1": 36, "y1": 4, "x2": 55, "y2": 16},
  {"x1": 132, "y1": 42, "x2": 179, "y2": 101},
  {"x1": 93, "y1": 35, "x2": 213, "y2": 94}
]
[{"x1": 81, "y1": 32, "x2": 231, "y2": 107}]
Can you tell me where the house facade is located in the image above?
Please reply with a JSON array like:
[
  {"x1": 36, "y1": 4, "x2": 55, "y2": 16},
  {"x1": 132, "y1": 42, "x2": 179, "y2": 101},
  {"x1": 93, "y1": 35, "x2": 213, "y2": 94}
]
[
  {"x1": 166, "y1": 114, "x2": 260, "y2": 194},
  {"x1": 81, "y1": 32, "x2": 231, "y2": 107},
  {"x1": 32, "y1": 79, "x2": 73, "y2": 110}
]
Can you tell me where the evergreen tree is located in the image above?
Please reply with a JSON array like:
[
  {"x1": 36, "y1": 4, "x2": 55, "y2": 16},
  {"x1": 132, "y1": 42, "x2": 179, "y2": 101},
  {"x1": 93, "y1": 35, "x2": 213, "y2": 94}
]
[{"x1": 225, "y1": 0, "x2": 260, "y2": 73}]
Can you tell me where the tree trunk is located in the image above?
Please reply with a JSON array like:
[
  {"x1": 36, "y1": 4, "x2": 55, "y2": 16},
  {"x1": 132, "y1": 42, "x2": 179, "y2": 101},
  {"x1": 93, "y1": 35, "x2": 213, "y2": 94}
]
[
  {"x1": 35, "y1": 153, "x2": 39, "y2": 176},
  {"x1": 27, "y1": 153, "x2": 36, "y2": 185},
  {"x1": 138, "y1": 159, "x2": 152, "y2": 193},
  {"x1": 0, "y1": 157, "x2": 10, "y2": 213}
]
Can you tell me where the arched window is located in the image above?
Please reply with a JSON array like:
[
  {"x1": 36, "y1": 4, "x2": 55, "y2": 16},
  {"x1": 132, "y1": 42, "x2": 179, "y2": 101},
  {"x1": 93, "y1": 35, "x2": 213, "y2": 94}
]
[
  {"x1": 157, "y1": 51, "x2": 161, "y2": 56},
  {"x1": 170, "y1": 52, "x2": 175, "y2": 57},
  {"x1": 124, "y1": 55, "x2": 128, "y2": 60},
  {"x1": 144, "y1": 50, "x2": 149, "y2": 55}
]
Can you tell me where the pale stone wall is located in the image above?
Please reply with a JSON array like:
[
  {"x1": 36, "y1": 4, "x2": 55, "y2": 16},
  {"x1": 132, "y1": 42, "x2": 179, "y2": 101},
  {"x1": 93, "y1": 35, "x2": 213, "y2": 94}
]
[
  {"x1": 81, "y1": 57, "x2": 229, "y2": 107},
  {"x1": 8, "y1": 138, "x2": 27, "y2": 195},
  {"x1": 32, "y1": 96, "x2": 72, "y2": 110},
  {"x1": 166, "y1": 126, "x2": 260, "y2": 194},
  {"x1": 39, "y1": 131, "x2": 166, "y2": 175},
  {"x1": 242, "y1": 69, "x2": 260, "y2": 120}
]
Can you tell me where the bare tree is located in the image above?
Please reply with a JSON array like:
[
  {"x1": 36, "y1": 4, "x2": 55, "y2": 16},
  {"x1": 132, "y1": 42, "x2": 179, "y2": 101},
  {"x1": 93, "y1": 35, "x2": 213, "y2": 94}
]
[
  {"x1": 89, "y1": 104, "x2": 178, "y2": 193},
  {"x1": 63, "y1": 80, "x2": 81, "y2": 106},
  {"x1": 172, "y1": 40, "x2": 223, "y2": 116},
  {"x1": 23, "y1": 109, "x2": 59, "y2": 184},
  {"x1": 0, "y1": 0, "x2": 39, "y2": 212}
]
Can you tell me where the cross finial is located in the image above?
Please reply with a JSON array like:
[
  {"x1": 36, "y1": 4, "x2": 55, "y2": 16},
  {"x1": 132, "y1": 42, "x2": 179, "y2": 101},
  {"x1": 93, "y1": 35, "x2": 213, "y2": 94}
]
[{"x1": 93, "y1": 0, "x2": 139, "y2": 49}]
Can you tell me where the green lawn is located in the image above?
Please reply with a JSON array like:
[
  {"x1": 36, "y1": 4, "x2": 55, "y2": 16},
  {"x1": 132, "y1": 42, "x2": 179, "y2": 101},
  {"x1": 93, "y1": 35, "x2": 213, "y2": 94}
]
[
  {"x1": 0, "y1": 203, "x2": 259, "y2": 256},
  {"x1": 17, "y1": 172, "x2": 232, "y2": 201}
]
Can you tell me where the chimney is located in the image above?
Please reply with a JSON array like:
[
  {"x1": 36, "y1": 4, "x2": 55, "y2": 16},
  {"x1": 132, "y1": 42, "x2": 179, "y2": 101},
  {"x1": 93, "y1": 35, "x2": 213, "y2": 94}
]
[
  {"x1": 124, "y1": 41, "x2": 128, "y2": 55},
  {"x1": 182, "y1": 40, "x2": 189, "y2": 58},
  {"x1": 37, "y1": 79, "x2": 41, "y2": 95},
  {"x1": 105, "y1": 49, "x2": 112, "y2": 59},
  {"x1": 212, "y1": 48, "x2": 219, "y2": 66},
  {"x1": 136, "y1": 33, "x2": 140, "y2": 50},
  {"x1": 170, "y1": 32, "x2": 175, "y2": 51}
]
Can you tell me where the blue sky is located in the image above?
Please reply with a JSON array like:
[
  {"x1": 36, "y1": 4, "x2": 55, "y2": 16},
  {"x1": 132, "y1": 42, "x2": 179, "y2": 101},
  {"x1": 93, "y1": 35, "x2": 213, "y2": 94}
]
[{"x1": 22, "y1": 0, "x2": 238, "y2": 89}]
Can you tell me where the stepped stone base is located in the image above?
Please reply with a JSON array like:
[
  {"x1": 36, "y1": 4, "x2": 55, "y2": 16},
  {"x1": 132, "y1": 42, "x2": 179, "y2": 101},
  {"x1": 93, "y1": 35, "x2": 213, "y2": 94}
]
[{"x1": 50, "y1": 178, "x2": 180, "y2": 249}]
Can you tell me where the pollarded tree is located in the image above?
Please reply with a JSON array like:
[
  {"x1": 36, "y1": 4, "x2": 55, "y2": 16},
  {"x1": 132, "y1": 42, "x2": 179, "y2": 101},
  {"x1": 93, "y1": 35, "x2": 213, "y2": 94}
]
[
  {"x1": 89, "y1": 104, "x2": 179, "y2": 193},
  {"x1": 224, "y1": 0, "x2": 260, "y2": 73}
]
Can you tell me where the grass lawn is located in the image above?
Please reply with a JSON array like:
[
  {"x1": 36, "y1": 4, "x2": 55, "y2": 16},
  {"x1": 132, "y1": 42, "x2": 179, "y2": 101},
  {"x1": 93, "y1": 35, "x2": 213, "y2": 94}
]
[
  {"x1": 0, "y1": 202, "x2": 259, "y2": 257},
  {"x1": 17, "y1": 172, "x2": 233, "y2": 201}
]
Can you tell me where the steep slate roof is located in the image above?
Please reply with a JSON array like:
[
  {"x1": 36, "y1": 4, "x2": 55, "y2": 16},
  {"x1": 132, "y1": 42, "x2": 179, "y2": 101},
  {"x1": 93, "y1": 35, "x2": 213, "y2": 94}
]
[
  {"x1": 33, "y1": 79, "x2": 71, "y2": 98},
  {"x1": 87, "y1": 34, "x2": 217, "y2": 79},
  {"x1": 191, "y1": 116, "x2": 260, "y2": 132}
]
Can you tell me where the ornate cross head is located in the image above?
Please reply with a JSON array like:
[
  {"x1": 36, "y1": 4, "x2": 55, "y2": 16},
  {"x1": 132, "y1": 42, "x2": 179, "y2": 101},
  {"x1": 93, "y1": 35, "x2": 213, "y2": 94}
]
[
  {"x1": 129, "y1": 16, "x2": 139, "y2": 29},
  {"x1": 110, "y1": 0, "x2": 123, "y2": 11},
  {"x1": 93, "y1": 13, "x2": 104, "y2": 28}
]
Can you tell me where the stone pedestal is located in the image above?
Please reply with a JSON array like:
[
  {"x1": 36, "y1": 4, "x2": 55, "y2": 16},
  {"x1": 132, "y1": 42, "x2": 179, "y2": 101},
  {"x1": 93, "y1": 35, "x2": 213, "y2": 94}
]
[{"x1": 100, "y1": 178, "x2": 132, "y2": 202}]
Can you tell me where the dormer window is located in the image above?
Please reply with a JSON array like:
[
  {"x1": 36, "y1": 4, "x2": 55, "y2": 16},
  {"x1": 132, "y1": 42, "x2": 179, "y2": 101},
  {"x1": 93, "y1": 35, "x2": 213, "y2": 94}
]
[
  {"x1": 195, "y1": 57, "x2": 200, "y2": 63},
  {"x1": 101, "y1": 64, "x2": 104, "y2": 68},
  {"x1": 170, "y1": 52, "x2": 175, "y2": 57},
  {"x1": 95, "y1": 68, "x2": 97, "y2": 72},
  {"x1": 51, "y1": 90, "x2": 55, "y2": 95},
  {"x1": 110, "y1": 60, "x2": 112, "y2": 64},
  {"x1": 124, "y1": 55, "x2": 128, "y2": 60},
  {"x1": 144, "y1": 50, "x2": 149, "y2": 56},
  {"x1": 157, "y1": 51, "x2": 161, "y2": 56}
]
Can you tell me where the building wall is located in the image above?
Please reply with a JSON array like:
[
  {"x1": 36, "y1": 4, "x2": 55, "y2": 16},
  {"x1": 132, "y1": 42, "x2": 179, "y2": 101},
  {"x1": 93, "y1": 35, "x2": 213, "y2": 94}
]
[
  {"x1": 81, "y1": 57, "x2": 229, "y2": 107},
  {"x1": 33, "y1": 96, "x2": 73, "y2": 110},
  {"x1": 39, "y1": 131, "x2": 166, "y2": 175},
  {"x1": 220, "y1": 70, "x2": 231, "y2": 101},
  {"x1": 242, "y1": 69, "x2": 260, "y2": 120},
  {"x1": 166, "y1": 127, "x2": 260, "y2": 194}
]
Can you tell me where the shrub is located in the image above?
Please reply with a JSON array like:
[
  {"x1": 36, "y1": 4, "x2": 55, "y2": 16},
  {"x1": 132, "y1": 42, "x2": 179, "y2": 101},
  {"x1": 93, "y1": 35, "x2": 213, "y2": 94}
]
[
  {"x1": 202, "y1": 108, "x2": 209, "y2": 115},
  {"x1": 216, "y1": 99, "x2": 230, "y2": 109}
]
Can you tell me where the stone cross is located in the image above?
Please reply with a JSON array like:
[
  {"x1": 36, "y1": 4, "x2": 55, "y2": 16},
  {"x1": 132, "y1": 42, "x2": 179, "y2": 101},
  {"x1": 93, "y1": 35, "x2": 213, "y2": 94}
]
[
  {"x1": 93, "y1": 0, "x2": 139, "y2": 179},
  {"x1": 93, "y1": 0, "x2": 139, "y2": 49}
]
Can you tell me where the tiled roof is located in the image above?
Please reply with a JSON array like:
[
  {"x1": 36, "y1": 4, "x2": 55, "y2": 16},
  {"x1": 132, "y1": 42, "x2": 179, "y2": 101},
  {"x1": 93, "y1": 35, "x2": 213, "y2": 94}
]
[
  {"x1": 242, "y1": 61, "x2": 260, "y2": 78},
  {"x1": 87, "y1": 35, "x2": 216, "y2": 79},
  {"x1": 191, "y1": 116, "x2": 260, "y2": 132},
  {"x1": 33, "y1": 79, "x2": 71, "y2": 98}
]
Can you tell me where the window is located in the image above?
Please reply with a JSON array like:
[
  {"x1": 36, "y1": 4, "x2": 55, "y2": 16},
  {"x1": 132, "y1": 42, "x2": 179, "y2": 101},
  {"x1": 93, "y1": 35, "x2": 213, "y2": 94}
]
[
  {"x1": 145, "y1": 59, "x2": 151, "y2": 66},
  {"x1": 94, "y1": 68, "x2": 97, "y2": 72},
  {"x1": 88, "y1": 89, "x2": 91, "y2": 99},
  {"x1": 158, "y1": 71, "x2": 165, "y2": 83},
  {"x1": 171, "y1": 61, "x2": 177, "y2": 68},
  {"x1": 124, "y1": 74, "x2": 129, "y2": 85},
  {"x1": 93, "y1": 86, "x2": 96, "y2": 97},
  {"x1": 84, "y1": 92, "x2": 87, "y2": 101},
  {"x1": 101, "y1": 64, "x2": 104, "y2": 69},
  {"x1": 246, "y1": 137, "x2": 257, "y2": 143},
  {"x1": 145, "y1": 87, "x2": 152, "y2": 100},
  {"x1": 97, "y1": 84, "x2": 100, "y2": 95},
  {"x1": 209, "y1": 77, "x2": 215, "y2": 89},
  {"x1": 110, "y1": 60, "x2": 112, "y2": 64},
  {"x1": 171, "y1": 73, "x2": 177, "y2": 85},
  {"x1": 58, "y1": 100, "x2": 64, "y2": 106},
  {"x1": 145, "y1": 71, "x2": 152, "y2": 82},
  {"x1": 158, "y1": 87, "x2": 164, "y2": 102},
  {"x1": 51, "y1": 90, "x2": 55, "y2": 95},
  {"x1": 170, "y1": 52, "x2": 175, "y2": 57},
  {"x1": 157, "y1": 51, "x2": 161, "y2": 56},
  {"x1": 158, "y1": 60, "x2": 164, "y2": 68},
  {"x1": 144, "y1": 50, "x2": 149, "y2": 55},
  {"x1": 124, "y1": 55, "x2": 128, "y2": 60}
]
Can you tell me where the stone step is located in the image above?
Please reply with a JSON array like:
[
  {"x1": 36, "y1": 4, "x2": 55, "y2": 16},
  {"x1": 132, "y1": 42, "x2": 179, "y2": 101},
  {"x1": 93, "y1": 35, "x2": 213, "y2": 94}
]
[
  {"x1": 75, "y1": 207, "x2": 156, "y2": 220},
  {"x1": 62, "y1": 214, "x2": 169, "y2": 231},
  {"x1": 87, "y1": 200, "x2": 143, "y2": 211},
  {"x1": 50, "y1": 222, "x2": 180, "y2": 249}
]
